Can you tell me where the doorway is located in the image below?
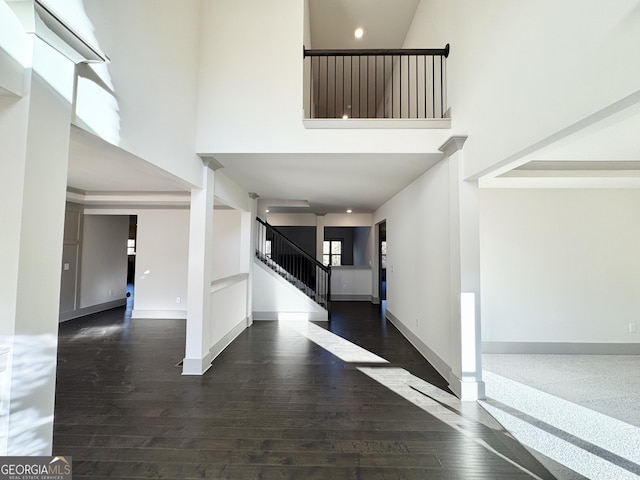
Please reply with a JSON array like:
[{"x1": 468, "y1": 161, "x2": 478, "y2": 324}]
[
  {"x1": 378, "y1": 221, "x2": 387, "y2": 309},
  {"x1": 126, "y1": 215, "x2": 137, "y2": 311}
]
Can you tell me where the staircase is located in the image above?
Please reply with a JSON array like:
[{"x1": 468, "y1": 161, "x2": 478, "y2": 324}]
[{"x1": 255, "y1": 217, "x2": 331, "y2": 313}]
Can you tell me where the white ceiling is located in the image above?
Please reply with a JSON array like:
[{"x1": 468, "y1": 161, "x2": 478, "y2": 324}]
[
  {"x1": 486, "y1": 92, "x2": 640, "y2": 187},
  {"x1": 308, "y1": 0, "x2": 420, "y2": 49},
  {"x1": 212, "y1": 152, "x2": 443, "y2": 213},
  {"x1": 68, "y1": 125, "x2": 191, "y2": 193},
  {"x1": 65, "y1": 1, "x2": 431, "y2": 212},
  {"x1": 65, "y1": 0, "x2": 640, "y2": 210}
]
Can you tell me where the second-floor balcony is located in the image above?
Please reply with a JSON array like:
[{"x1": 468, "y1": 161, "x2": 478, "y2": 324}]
[{"x1": 303, "y1": 45, "x2": 450, "y2": 129}]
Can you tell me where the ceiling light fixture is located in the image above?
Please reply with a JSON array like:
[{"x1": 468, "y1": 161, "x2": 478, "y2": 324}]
[
  {"x1": 342, "y1": 114, "x2": 349, "y2": 119},
  {"x1": 265, "y1": 209, "x2": 269, "y2": 213},
  {"x1": 354, "y1": 27, "x2": 364, "y2": 39},
  {"x1": 346, "y1": 209, "x2": 352, "y2": 213}
]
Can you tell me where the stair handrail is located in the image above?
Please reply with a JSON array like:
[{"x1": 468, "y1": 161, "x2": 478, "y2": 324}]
[
  {"x1": 256, "y1": 217, "x2": 329, "y2": 274},
  {"x1": 304, "y1": 45, "x2": 450, "y2": 58}
]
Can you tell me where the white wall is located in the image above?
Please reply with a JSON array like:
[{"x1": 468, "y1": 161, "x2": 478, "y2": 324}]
[
  {"x1": 212, "y1": 209, "x2": 242, "y2": 281},
  {"x1": 133, "y1": 209, "x2": 190, "y2": 318},
  {"x1": 480, "y1": 188, "x2": 640, "y2": 345},
  {"x1": 325, "y1": 213, "x2": 372, "y2": 227},
  {"x1": 266, "y1": 213, "x2": 317, "y2": 227},
  {"x1": 77, "y1": 0, "x2": 203, "y2": 187},
  {"x1": 79, "y1": 215, "x2": 129, "y2": 308},
  {"x1": 331, "y1": 267, "x2": 372, "y2": 300},
  {"x1": 374, "y1": 159, "x2": 452, "y2": 367},
  {"x1": 253, "y1": 260, "x2": 328, "y2": 321},
  {"x1": 0, "y1": 1, "x2": 26, "y2": 96},
  {"x1": 209, "y1": 275, "x2": 249, "y2": 356},
  {"x1": 403, "y1": 0, "x2": 640, "y2": 178},
  {"x1": 196, "y1": 0, "x2": 450, "y2": 156}
]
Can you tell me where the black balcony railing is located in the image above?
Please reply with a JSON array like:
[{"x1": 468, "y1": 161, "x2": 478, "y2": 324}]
[
  {"x1": 304, "y1": 45, "x2": 449, "y2": 120},
  {"x1": 255, "y1": 217, "x2": 331, "y2": 313}
]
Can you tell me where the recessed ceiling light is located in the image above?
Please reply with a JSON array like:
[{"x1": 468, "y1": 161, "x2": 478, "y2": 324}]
[
  {"x1": 265, "y1": 209, "x2": 269, "y2": 213},
  {"x1": 346, "y1": 209, "x2": 352, "y2": 213},
  {"x1": 354, "y1": 27, "x2": 364, "y2": 39},
  {"x1": 342, "y1": 114, "x2": 349, "y2": 119}
]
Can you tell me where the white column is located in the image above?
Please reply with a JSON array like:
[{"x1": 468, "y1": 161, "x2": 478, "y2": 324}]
[
  {"x1": 183, "y1": 161, "x2": 217, "y2": 375},
  {"x1": 0, "y1": 38, "x2": 75, "y2": 454},
  {"x1": 315, "y1": 214, "x2": 326, "y2": 263},
  {"x1": 441, "y1": 136, "x2": 485, "y2": 401},
  {"x1": 241, "y1": 193, "x2": 259, "y2": 326}
]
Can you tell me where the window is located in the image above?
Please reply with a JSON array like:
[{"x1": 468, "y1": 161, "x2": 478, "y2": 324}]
[
  {"x1": 323, "y1": 240, "x2": 342, "y2": 266},
  {"x1": 127, "y1": 238, "x2": 136, "y2": 255}
]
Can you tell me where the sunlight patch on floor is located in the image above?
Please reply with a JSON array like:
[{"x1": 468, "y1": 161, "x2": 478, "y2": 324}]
[
  {"x1": 70, "y1": 324, "x2": 123, "y2": 342},
  {"x1": 281, "y1": 321, "x2": 388, "y2": 364},
  {"x1": 282, "y1": 320, "x2": 547, "y2": 478},
  {"x1": 359, "y1": 367, "x2": 547, "y2": 480},
  {"x1": 482, "y1": 370, "x2": 640, "y2": 480}
]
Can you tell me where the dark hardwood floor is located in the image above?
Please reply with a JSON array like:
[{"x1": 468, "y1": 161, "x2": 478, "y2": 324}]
[{"x1": 53, "y1": 301, "x2": 555, "y2": 479}]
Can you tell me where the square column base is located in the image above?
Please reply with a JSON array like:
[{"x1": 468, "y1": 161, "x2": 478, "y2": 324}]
[
  {"x1": 449, "y1": 373, "x2": 486, "y2": 401},
  {"x1": 182, "y1": 354, "x2": 213, "y2": 375}
]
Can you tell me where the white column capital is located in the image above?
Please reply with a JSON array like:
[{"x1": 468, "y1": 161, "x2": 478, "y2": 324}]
[
  {"x1": 439, "y1": 135, "x2": 468, "y2": 157},
  {"x1": 199, "y1": 155, "x2": 224, "y2": 171}
]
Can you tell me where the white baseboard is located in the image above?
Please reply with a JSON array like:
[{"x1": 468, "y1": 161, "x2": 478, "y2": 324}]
[
  {"x1": 385, "y1": 309, "x2": 452, "y2": 386},
  {"x1": 253, "y1": 311, "x2": 329, "y2": 321},
  {"x1": 59, "y1": 298, "x2": 126, "y2": 322},
  {"x1": 209, "y1": 317, "x2": 248, "y2": 362},
  {"x1": 182, "y1": 354, "x2": 213, "y2": 375},
  {"x1": 132, "y1": 309, "x2": 186, "y2": 319},
  {"x1": 182, "y1": 317, "x2": 249, "y2": 375},
  {"x1": 332, "y1": 294, "x2": 372, "y2": 301},
  {"x1": 447, "y1": 372, "x2": 486, "y2": 401},
  {"x1": 483, "y1": 341, "x2": 640, "y2": 354}
]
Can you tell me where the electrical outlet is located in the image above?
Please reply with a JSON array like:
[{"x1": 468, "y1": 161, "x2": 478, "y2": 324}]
[
  {"x1": 63, "y1": 263, "x2": 70, "y2": 271},
  {"x1": 176, "y1": 297, "x2": 181, "y2": 304},
  {"x1": 108, "y1": 289, "x2": 113, "y2": 296},
  {"x1": 629, "y1": 323, "x2": 637, "y2": 333}
]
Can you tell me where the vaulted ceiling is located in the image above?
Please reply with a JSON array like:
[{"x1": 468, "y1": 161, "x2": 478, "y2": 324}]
[{"x1": 66, "y1": 0, "x2": 430, "y2": 213}]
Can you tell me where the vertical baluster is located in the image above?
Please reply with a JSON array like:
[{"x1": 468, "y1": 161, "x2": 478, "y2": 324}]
[
  {"x1": 391, "y1": 56, "x2": 394, "y2": 118},
  {"x1": 350, "y1": 56, "x2": 353, "y2": 118},
  {"x1": 358, "y1": 56, "x2": 361, "y2": 118},
  {"x1": 366, "y1": 56, "x2": 369, "y2": 118},
  {"x1": 374, "y1": 56, "x2": 377, "y2": 118},
  {"x1": 309, "y1": 56, "x2": 312, "y2": 118},
  {"x1": 383, "y1": 56, "x2": 386, "y2": 118},
  {"x1": 407, "y1": 54, "x2": 410, "y2": 118},
  {"x1": 423, "y1": 55, "x2": 427, "y2": 118},
  {"x1": 333, "y1": 56, "x2": 338, "y2": 118},
  {"x1": 415, "y1": 55, "x2": 418, "y2": 119},
  {"x1": 400, "y1": 55, "x2": 402, "y2": 118},
  {"x1": 316, "y1": 58, "x2": 320, "y2": 118},
  {"x1": 342, "y1": 56, "x2": 345, "y2": 118},
  {"x1": 440, "y1": 55, "x2": 444, "y2": 118},
  {"x1": 432, "y1": 56, "x2": 435, "y2": 119},
  {"x1": 325, "y1": 55, "x2": 329, "y2": 118}
]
